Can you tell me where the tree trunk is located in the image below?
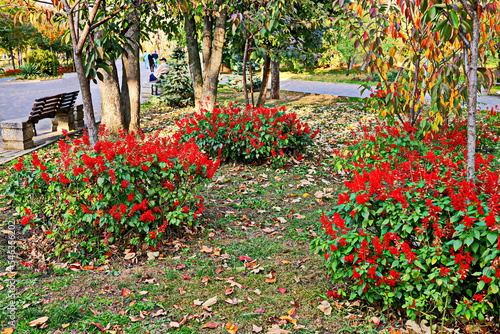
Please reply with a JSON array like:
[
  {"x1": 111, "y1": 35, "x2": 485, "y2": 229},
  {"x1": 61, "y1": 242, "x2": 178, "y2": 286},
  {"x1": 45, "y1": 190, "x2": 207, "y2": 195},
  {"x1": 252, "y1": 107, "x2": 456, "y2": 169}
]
[
  {"x1": 242, "y1": 38, "x2": 250, "y2": 105},
  {"x1": 121, "y1": 60, "x2": 131, "y2": 129},
  {"x1": 98, "y1": 61, "x2": 125, "y2": 135},
  {"x1": 201, "y1": 0, "x2": 228, "y2": 112},
  {"x1": 74, "y1": 51, "x2": 98, "y2": 145},
  {"x1": 257, "y1": 54, "x2": 271, "y2": 106},
  {"x1": 202, "y1": 12, "x2": 213, "y2": 72},
  {"x1": 465, "y1": 6, "x2": 480, "y2": 181},
  {"x1": 270, "y1": 59, "x2": 280, "y2": 100},
  {"x1": 184, "y1": 13, "x2": 203, "y2": 111},
  {"x1": 17, "y1": 49, "x2": 22, "y2": 67},
  {"x1": 8, "y1": 47, "x2": 15, "y2": 69},
  {"x1": 121, "y1": 3, "x2": 141, "y2": 132}
]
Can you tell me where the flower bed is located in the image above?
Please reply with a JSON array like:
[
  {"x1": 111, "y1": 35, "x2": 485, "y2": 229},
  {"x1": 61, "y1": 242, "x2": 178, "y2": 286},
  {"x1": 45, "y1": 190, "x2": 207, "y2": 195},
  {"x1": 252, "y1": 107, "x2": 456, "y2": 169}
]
[
  {"x1": 173, "y1": 104, "x2": 319, "y2": 166},
  {"x1": 0, "y1": 68, "x2": 21, "y2": 77},
  {"x1": 311, "y1": 118, "x2": 500, "y2": 322},
  {"x1": 5, "y1": 129, "x2": 219, "y2": 262}
]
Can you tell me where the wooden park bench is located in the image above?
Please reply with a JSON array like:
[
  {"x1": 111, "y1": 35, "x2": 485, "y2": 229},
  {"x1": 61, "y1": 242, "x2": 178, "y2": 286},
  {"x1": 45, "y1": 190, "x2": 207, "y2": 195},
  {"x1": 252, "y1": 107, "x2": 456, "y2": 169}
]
[{"x1": 0, "y1": 91, "x2": 84, "y2": 150}]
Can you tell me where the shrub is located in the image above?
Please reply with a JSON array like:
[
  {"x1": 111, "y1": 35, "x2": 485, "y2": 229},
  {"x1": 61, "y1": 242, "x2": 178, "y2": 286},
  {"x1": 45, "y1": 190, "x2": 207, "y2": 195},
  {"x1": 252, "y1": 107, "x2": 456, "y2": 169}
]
[
  {"x1": 311, "y1": 121, "x2": 500, "y2": 323},
  {"x1": 225, "y1": 74, "x2": 262, "y2": 92},
  {"x1": 5, "y1": 129, "x2": 219, "y2": 263},
  {"x1": 19, "y1": 63, "x2": 41, "y2": 79},
  {"x1": 173, "y1": 104, "x2": 319, "y2": 165},
  {"x1": 26, "y1": 49, "x2": 60, "y2": 76},
  {"x1": 57, "y1": 66, "x2": 73, "y2": 74},
  {"x1": 156, "y1": 47, "x2": 194, "y2": 107}
]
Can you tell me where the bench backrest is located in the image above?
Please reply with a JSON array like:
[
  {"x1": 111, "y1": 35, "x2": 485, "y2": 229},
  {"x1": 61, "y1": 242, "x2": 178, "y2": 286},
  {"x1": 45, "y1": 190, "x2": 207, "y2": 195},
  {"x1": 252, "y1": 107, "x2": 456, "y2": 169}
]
[{"x1": 28, "y1": 91, "x2": 79, "y2": 124}]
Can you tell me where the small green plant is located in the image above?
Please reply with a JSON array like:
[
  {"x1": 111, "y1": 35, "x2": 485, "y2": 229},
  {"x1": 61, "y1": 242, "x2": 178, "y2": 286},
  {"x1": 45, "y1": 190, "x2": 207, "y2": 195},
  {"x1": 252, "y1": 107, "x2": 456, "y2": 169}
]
[
  {"x1": 156, "y1": 47, "x2": 194, "y2": 107},
  {"x1": 226, "y1": 74, "x2": 262, "y2": 92},
  {"x1": 26, "y1": 49, "x2": 60, "y2": 76},
  {"x1": 173, "y1": 104, "x2": 319, "y2": 166},
  {"x1": 19, "y1": 63, "x2": 41, "y2": 79}
]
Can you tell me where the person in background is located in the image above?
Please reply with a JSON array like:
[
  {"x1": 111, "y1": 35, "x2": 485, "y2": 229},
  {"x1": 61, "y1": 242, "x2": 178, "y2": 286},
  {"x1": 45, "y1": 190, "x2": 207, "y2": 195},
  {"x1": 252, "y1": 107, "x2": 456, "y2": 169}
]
[
  {"x1": 142, "y1": 51, "x2": 149, "y2": 69},
  {"x1": 152, "y1": 50, "x2": 159, "y2": 69},
  {"x1": 148, "y1": 53, "x2": 155, "y2": 72},
  {"x1": 149, "y1": 58, "x2": 169, "y2": 81}
]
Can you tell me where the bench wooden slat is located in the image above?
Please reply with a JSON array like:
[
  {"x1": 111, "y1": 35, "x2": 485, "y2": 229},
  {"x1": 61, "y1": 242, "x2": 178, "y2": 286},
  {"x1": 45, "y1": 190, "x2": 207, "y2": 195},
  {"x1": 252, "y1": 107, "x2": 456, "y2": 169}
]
[{"x1": 26, "y1": 91, "x2": 79, "y2": 135}]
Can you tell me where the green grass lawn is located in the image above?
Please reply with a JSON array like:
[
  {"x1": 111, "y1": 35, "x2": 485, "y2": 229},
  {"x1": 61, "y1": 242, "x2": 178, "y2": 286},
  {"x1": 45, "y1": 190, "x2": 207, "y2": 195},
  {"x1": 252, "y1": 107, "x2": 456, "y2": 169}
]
[{"x1": 279, "y1": 67, "x2": 377, "y2": 86}]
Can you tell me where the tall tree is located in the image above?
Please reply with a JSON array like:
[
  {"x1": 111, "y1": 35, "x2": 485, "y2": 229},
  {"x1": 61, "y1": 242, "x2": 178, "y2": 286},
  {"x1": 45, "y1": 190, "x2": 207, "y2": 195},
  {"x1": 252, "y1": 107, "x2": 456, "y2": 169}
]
[
  {"x1": 157, "y1": 0, "x2": 229, "y2": 112},
  {"x1": 333, "y1": 0, "x2": 500, "y2": 180},
  {"x1": 14, "y1": 0, "x2": 145, "y2": 143},
  {"x1": 0, "y1": 3, "x2": 39, "y2": 68}
]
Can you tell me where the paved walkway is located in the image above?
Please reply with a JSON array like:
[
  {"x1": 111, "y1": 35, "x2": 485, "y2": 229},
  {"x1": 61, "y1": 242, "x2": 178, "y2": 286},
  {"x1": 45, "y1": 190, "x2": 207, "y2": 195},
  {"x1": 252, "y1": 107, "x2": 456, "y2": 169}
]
[
  {"x1": 1, "y1": 71, "x2": 499, "y2": 164},
  {"x1": 0, "y1": 63, "x2": 152, "y2": 163}
]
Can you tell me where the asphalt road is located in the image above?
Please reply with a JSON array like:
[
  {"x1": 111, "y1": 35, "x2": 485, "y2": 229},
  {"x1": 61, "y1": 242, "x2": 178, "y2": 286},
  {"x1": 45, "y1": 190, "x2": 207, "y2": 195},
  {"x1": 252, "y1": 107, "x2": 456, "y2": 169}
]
[{"x1": 0, "y1": 62, "x2": 153, "y2": 135}]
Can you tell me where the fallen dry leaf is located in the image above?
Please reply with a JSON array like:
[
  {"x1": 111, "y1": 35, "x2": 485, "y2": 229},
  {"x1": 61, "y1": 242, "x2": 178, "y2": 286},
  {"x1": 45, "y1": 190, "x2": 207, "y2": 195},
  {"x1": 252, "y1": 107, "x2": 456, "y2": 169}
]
[
  {"x1": 317, "y1": 300, "x2": 332, "y2": 315},
  {"x1": 370, "y1": 316, "x2": 381, "y2": 325},
  {"x1": 202, "y1": 296, "x2": 218, "y2": 308},
  {"x1": 226, "y1": 321, "x2": 238, "y2": 334},
  {"x1": 278, "y1": 287, "x2": 287, "y2": 294},
  {"x1": 253, "y1": 325, "x2": 263, "y2": 333},
  {"x1": 265, "y1": 269, "x2": 277, "y2": 283},
  {"x1": 152, "y1": 309, "x2": 167, "y2": 317},
  {"x1": 179, "y1": 287, "x2": 186, "y2": 295},
  {"x1": 225, "y1": 286, "x2": 234, "y2": 295},
  {"x1": 267, "y1": 325, "x2": 291, "y2": 334},
  {"x1": 200, "y1": 245, "x2": 213, "y2": 253},
  {"x1": 1, "y1": 328, "x2": 14, "y2": 334},
  {"x1": 129, "y1": 316, "x2": 142, "y2": 322},
  {"x1": 121, "y1": 288, "x2": 132, "y2": 297},
  {"x1": 61, "y1": 323, "x2": 70, "y2": 329},
  {"x1": 201, "y1": 322, "x2": 219, "y2": 329},
  {"x1": 175, "y1": 263, "x2": 186, "y2": 270},
  {"x1": 279, "y1": 315, "x2": 297, "y2": 324},
  {"x1": 29, "y1": 316, "x2": 49, "y2": 327},
  {"x1": 225, "y1": 298, "x2": 243, "y2": 305},
  {"x1": 124, "y1": 252, "x2": 136, "y2": 260},
  {"x1": 254, "y1": 308, "x2": 265, "y2": 313},
  {"x1": 238, "y1": 255, "x2": 252, "y2": 262}
]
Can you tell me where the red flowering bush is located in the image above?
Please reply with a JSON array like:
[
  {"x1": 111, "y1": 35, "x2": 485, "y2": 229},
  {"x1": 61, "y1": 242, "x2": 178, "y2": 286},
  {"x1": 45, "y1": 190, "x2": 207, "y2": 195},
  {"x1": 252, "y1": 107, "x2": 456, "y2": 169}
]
[
  {"x1": 173, "y1": 104, "x2": 319, "y2": 166},
  {"x1": 311, "y1": 120, "x2": 500, "y2": 322},
  {"x1": 0, "y1": 69, "x2": 21, "y2": 77},
  {"x1": 57, "y1": 66, "x2": 73, "y2": 74},
  {"x1": 5, "y1": 129, "x2": 219, "y2": 262}
]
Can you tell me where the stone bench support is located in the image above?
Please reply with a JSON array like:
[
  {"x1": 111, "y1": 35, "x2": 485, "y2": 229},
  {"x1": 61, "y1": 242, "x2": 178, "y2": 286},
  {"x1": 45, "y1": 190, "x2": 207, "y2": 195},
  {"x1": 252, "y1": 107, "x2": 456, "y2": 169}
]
[
  {"x1": 51, "y1": 104, "x2": 84, "y2": 133},
  {"x1": 0, "y1": 118, "x2": 35, "y2": 150}
]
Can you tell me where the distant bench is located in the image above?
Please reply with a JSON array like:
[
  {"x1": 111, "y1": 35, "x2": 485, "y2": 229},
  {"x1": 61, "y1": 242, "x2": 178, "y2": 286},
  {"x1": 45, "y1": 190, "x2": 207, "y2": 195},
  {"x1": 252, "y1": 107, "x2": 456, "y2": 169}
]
[{"x1": 0, "y1": 91, "x2": 84, "y2": 150}]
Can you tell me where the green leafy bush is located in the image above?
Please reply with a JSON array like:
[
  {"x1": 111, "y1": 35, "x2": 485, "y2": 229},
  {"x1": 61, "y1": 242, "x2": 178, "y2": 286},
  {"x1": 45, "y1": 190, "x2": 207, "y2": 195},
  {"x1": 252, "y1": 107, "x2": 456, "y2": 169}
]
[
  {"x1": 26, "y1": 49, "x2": 60, "y2": 76},
  {"x1": 225, "y1": 74, "x2": 262, "y2": 92},
  {"x1": 5, "y1": 129, "x2": 219, "y2": 263},
  {"x1": 173, "y1": 104, "x2": 319, "y2": 165},
  {"x1": 19, "y1": 63, "x2": 41, "y2": 79},
  {"x1": 311, "y1": 120, "x2": 500, "y2": 323},
  {"x1": 156, "y1": 47, "x2": 194, "y2": 107}
]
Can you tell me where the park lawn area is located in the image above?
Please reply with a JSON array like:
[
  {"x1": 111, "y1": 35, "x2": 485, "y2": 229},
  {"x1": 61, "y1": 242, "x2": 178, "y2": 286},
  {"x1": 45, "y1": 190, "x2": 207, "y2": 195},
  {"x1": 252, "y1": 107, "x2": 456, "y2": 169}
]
[
  {"x1": 280, "y1": 67, "x2": 377, "y2": 86},
  {"x1": 0, "y1": 91, "x2": 402, "y2": 334}
]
